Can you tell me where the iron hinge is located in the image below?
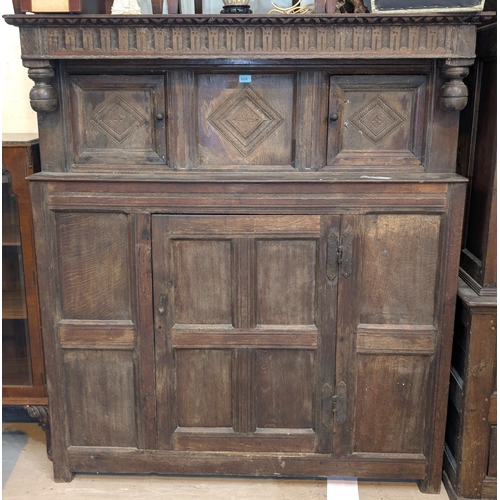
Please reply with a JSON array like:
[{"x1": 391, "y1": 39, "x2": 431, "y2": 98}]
[
  {"x1": 332, "y1": 394, "x2": 338, "y2": 413},
  {"x1": 337, "y1": 245, "x2": 343, "y2": 265},
  {"x1": 334, "y1": 381, "x2": 347, "y2": 426},
  {"x1": 326, "y1": 226, "x2": 353, "y2": 281}
]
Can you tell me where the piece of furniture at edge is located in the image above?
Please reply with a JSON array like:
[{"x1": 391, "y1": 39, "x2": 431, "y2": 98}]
[
  {"x1": 443, "y1": 19, "x2": 497, "y2": 500},
  {"x1": 2, "y1": 135, "x2": 47, "y2": 406},
  {"x1": 4, "y1": 11, "x2": 492, "y2": 492},
  {"x1": 444, "y1": 281, "x2": 497, "y2": 500},
  {"x1": 2, "y1": 135, "x2": 51, "y2": 453}
]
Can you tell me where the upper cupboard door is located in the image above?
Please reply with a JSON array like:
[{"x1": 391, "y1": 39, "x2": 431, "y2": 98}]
[
  {"x1": 198, "y1": 74, "x2": 294, "y2": 169},
  {"x1": 68, "y1": 75, "x2": 166, "y2": 168},
  {"x1": 328, "y1": 75, "x2": 428, "y2": 171}
]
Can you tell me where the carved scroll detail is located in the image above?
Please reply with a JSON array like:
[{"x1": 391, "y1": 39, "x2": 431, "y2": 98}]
[{"x1": 25, "y1": 405, "x2": 52, "y2": 461}]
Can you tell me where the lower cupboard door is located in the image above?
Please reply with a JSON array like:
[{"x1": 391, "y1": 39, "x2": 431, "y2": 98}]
[
  {"x1": 333, "y1": 213, "x2": 443, "y2": 458},
  {"x1": 52, "y1": 212, "x2": 156, "y2": 451},
  {"x1": 152, "y1": 215, "x2": 340, "y2": 453}
]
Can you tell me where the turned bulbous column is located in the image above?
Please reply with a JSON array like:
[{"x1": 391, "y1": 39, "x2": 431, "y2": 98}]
[
  {"x1": 439, "y1": 64, "x2": 470, "y2": 112},
  {"x1": 27, "y1": 67, "x2": 58, "y2": 113}
]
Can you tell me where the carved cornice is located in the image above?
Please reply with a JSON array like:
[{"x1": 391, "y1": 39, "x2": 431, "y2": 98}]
[
  {"x1": 6, "y1": 14, "x2": 485, "y2": 60},
  {"x1": 3, "y1": 13, "x2": 494, "y2": 27}
]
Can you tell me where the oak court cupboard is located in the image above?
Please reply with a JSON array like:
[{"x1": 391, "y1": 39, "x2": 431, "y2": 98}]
[{"x1": 4, "y1": 10, "x2": 492, "y2": 493}]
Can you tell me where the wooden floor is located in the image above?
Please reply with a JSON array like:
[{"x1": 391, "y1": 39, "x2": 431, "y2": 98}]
[{"x1": 2, "y1": 422, "x2": 450, "y2": 500}]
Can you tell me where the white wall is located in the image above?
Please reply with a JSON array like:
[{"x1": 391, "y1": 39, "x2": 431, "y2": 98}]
[
  {"x1": 0, "y1": 1, "x2": 160, "y2": 135},
  {"x1": 1, "y1": 4, "x2": 38, "y2": 134},
  {"x1": 1, "y1": 1, "x2": 300, "y2": 134}
]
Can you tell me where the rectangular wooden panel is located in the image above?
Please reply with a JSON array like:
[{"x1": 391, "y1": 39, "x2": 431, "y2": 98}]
[
  {"x1": 356, "y1": 325, "x2": 437, "y2": 355},
  {"x1": 56, "y1": 212, "x2": 131, "y2": 320},
  {"x1": 66, "y1": 446, "x2": 428, "y2": 479},
  {"x1": 67, "y1": 74, "x2": 166, "y2": 166},
  {"x1": 176, "y1": 349, "x2": 232, "y2": 428},
  {"x1": 172, "y1": 240, "x2": 232, "y2": 325},
  {"x1": 173, "y1": 428, "x2": 316, "y2": 452},
  {"x1": 58, "y1": 320, "x2": 135, "y2": 349},
  {"x1": 167, "y1": 215, "x2": 321, "y2": 237},
  {"x1": 328, "y1": 75, "x2": 427, "y2": 170},
  {"x1": 354, "y1": 355, "x2": 431, "y2": 454},
  {"x1": 171, "y1": 325, "x2": 318, "y2": 348},
  {"x1": 64, "y1": 350, "x2": 137, "y2": 447},
  {"x1": 360, "y1": 214, "x2": 441, "y2": 325},
  {"x1": 198, "y1": 74, "x2": 294, "y2": 169},
  {"x1": 167, "y1": 71, "x2": 197, "y2": 169},
  {"x1": 256, "y1": 240, "x2": 317, "y2": 326},
  {"x1": 232, "y1": 238, "x2": 256, "y2": 330},
  {"x1": 294, "y1": 71, "x2": 328, "y2": 170},
  {"x1": 255, "y1": 349, "x2": 315, "y2": 429},
  {"x1": 233, "y1": 348, "x2": 255, "y2": 434}
]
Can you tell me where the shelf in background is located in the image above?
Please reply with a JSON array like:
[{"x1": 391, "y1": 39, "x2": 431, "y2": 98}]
[
  {"x1": 2, "y1": 290, "x2": 27, "y2": 320},
  {"x1": 3, "y1": 227, "x2": 21, "y2": 246}
]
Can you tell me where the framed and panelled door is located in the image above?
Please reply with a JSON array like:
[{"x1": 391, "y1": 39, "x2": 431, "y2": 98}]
[
  {"x1": 51, "y1": 212, "x2": 156, "y2": 451},
  {"x1": 152, "y1": 215, "x2": 340, "y2": 453},
  {"x1": 333, "y1": 213, "x2": 443, "y2": 458}
]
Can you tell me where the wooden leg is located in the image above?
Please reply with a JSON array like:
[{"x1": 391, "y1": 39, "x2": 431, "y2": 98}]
[
  {"x1": 25, "y1": 405, "x2": 52, "y2": 461},
  {"x1": 417, "y1": 476, "x2": 442, "y2": 494},
  {"x1": 53, "y1": 466, "x2": 75, "y2": 483},
  {"x1": 25, "y1": 405, "x2": 75, "y2": 482}
]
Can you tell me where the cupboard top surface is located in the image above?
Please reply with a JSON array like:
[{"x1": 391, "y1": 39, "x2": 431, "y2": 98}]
[
  {"x1": 28, "y1": 171, "x2": 468, "y2": 183},
  {"x1": 2, "y1": 134, "x2": 39, "y2": 147},
  {"x1": 4, "y1": 13, "x2": 493, "y2": 25}
]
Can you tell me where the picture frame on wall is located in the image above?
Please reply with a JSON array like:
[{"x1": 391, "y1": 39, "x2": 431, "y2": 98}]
[{"x1": 363, "y1": 0, "x2": 485, "y2": 14}]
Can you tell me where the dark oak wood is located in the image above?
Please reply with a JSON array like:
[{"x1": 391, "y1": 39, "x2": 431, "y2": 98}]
[
  {"x1": 151, "y1": 214, "x2": 338, "y2": 453},
  {"x1": 327, "y1": 75, "x2": 427, "y2": 170},
  {"x1": 443, "y1": 21, "x2": 497, "y2": 500},
  {"x1": 9, "y1": 13, "x2": 477, "y2": 492},
  {"x1": 444, "y1": 281, "x2": 497, "y2": 500},
  {"x1": 457, "y1": 23, "x2": 497, "y2": 296},
  {"x1": 29, "y1": 173, "x2": 466, "y2": 489},
  {"x1": 67, "y1": 74, "x2": 167, "y2": 167}
]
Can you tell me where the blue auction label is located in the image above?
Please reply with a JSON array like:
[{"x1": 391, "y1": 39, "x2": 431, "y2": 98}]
[{"x1": 239, "y1": 75, "x2": 252, "y2": 83}]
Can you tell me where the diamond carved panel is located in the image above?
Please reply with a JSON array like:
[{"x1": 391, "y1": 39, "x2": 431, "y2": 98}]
[
  {"x1": 208, "y1": 86, "x2": 284, "y2": 157},
  {"x1": 91, "y1": 96, "x2": 147, "y2": 144},
  {"x1": 349, "y1": 96, "x2": 405, "y2": 145}
]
